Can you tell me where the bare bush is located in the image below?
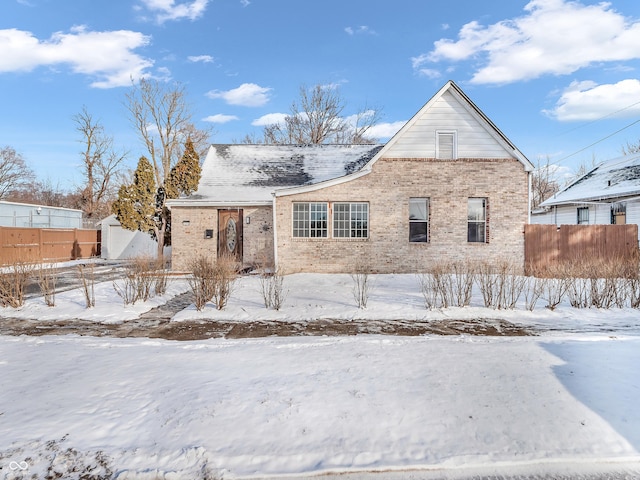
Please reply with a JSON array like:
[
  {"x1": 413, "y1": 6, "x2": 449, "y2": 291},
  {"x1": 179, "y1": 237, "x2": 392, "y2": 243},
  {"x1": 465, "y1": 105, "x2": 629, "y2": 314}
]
[
  {"x1": 188, "y1": 253, "x2": 239, "y2": 311},
  {"x1": 562, "y1": 256, "x2": 634, "y2": 309},
  {"x1": 77, "y1": 264, "x2": 95, "y2": 308},
  {"x1": 523, "y1": 275, "x2": 545, "y2": 311},
  {"x1": 418, "y1": 273, "x2": 439, "y2": 309},
  {"x1": 37, "y1": 263, "x2": 58, "y2": 307},
  {"x1": 0, "y1": 260, "x2": 32, "y2": 308},
  {"x1": 418, "y1": 260, "x2": 474, "y2": 309},
  {"x1": 260, "y1": 264, "x2": 287, "y2": 311},
  {"x1": 476, "y1": 260, "x2": 526, "y2": 309},
  {"x1": 113, "y1": 255, "x2": 171, "y2": 306},
  {"x1": 351, "y1": 260, "x2": 373, "y2": 309}
]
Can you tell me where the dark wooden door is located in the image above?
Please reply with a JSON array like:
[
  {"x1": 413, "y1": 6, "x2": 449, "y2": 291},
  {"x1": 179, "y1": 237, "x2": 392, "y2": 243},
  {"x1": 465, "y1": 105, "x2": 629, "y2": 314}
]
[{"x1": 218, "y1": 209, "x2": 243, "y2": 261}]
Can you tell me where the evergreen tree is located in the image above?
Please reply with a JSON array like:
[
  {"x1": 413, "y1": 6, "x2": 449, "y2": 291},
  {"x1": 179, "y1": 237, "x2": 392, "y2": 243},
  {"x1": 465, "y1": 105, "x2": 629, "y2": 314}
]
[
  {"x1": 165, "y1": 138, "x2": 201, "y2": 199},
  {"x1": 112, "y1": 140, "x2": 201, "y2": 259},
  {"x1": 112, "y1": 156, "x2": 156, "y2": 236}
]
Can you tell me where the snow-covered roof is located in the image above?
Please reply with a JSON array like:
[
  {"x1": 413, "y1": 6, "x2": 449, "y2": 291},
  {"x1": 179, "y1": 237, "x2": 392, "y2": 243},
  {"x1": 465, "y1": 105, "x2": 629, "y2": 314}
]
[
  {"x1": 169, "y1": 144, "x2": 383, "y2": 206},
  {"x1": 541, "y1": 153, "x2": 640, "y2": 206}
]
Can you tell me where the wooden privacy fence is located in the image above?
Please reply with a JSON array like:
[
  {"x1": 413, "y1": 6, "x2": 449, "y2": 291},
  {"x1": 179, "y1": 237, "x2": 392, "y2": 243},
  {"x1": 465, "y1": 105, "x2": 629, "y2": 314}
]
[
  {"x1": 524, "y1": 224, "x2": 639, "y2": 274},
  {"x1": 0, "y1": 227, "x2": 101, "y2": 265}
]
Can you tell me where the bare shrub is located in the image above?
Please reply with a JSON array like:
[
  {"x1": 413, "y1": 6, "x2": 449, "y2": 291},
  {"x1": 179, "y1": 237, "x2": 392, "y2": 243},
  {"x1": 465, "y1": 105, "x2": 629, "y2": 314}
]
[
  {"x1": 37, "y1": 263, "x2": 58, "y2": 307},
  {"x1": 418, "y1": 260, "x2": 474, "y2": 309},
  {"x1": 113, "y1": 255, "x2": 171, "y2": 306},
  {"x1": 539, "y1": 264, "x2": 569, "y2": 310},
  {"x1": 418, "y1": 273, "x2": 439, "y2": 309},
  {"x1": 563, "y1": 256, "x2": 634, "y2": 309},
  {"x1": 260, "y1": 264, "x2": 288, "y2": 311},
  {"x1": 77, "y1": 264, "x2": 95, "y2": 308},
  {"x1": 476, "y1": 260, "x2": 526, "y2": 309},
  {"x1": 188, "y1": 253, "x2": 239, "y2": 311},
  {"x1": 351, "y1": 259, "x2": 373, "y2": 309},
  {"x1": 523, "y1": 275, "x2": 545, "y2": 311},
  {"x1": 0, "y1": 260, "x2": 33, "y2": 308}
]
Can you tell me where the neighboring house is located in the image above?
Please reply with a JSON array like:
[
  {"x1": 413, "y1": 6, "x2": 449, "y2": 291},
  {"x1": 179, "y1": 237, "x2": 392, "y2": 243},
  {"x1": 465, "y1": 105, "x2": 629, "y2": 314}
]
[
  {"x1": 169, "y1": 81, "x2": 533, "y2": 273},
  {"x1": 534, "y1": 153, "x2": 640, "y2": 238},
  {"x1": 99, "y1": 214, "x2": 159, "y2": 260},
  {"x1": 0, "y1": 200, "x2": 83, "y2": 228}
]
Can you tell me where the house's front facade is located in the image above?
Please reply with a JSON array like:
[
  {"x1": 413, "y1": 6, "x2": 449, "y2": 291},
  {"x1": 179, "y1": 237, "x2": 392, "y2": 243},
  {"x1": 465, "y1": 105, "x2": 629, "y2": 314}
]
[
  {"x1": 533, "y1": 153, "x2": 640, "y2": 240},
  {"x1": 169, "y1": 81, "x2": 533, "y2": 273}
]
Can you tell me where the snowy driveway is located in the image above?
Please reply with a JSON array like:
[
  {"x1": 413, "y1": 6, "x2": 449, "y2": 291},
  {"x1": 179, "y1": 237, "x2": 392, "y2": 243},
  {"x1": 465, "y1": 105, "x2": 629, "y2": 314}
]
[{"x1": 1, "y1": 334, "x2": 639, "y2": 479}]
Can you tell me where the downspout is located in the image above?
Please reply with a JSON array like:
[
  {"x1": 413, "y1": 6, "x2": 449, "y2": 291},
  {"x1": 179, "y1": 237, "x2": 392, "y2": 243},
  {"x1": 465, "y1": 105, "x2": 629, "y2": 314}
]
[
  {"x1": 272, "y1": 192, "x2": 278, "y2": 270},
  {"x1": 527, "y1": 170, "x2": 532, "y2": 224}
]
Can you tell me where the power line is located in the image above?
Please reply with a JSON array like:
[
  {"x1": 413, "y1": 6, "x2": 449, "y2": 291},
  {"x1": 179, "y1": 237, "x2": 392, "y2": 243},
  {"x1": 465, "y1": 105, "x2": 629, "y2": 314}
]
[{"x1": 554, "y1": 118, "x2": 640, "y2": 164}]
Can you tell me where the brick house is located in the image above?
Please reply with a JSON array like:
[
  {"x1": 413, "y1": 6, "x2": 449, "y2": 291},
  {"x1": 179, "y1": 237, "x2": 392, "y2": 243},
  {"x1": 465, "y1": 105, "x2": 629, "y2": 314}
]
[{"x1": 169, "y1": 81, "x2": 533, "y2": 273}]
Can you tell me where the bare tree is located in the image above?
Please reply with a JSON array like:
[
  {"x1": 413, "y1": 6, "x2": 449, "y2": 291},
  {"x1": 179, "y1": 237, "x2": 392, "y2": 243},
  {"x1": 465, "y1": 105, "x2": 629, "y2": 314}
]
[
  {"x1": 531, "y1": 156, "x2": 560, "y2": 208},
  {"x1": 124, "y1": 78, "x2": 211, "y2": 258},
  {"x1": 73, "y1": 106, "x2": 127, "y2": 223},
  {"x1": 0, "y1": 146, "x2": 34, "y2": 200},
  {"x1": 125, "y1": 78, "x2": 211, "y2": 186},
  {"x1": 262, "y1": 84, "x2": 381, "y2": 145}
]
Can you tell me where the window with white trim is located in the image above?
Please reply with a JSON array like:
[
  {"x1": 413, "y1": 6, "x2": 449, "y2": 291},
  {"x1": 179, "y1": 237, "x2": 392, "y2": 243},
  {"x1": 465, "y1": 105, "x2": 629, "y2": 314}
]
[
  {"x1": 333, "y1": 202, "x2": 369, "y2": 238},
  {"x1": 436, "y1": 131, "x2": 456, "y2": 159},
  {"x1": 577, "y1": 206, "x2": 589, "y2": 225},
  {"x1": 293, "y1": 202, "x2": 328, "y2": 237},
  {"x1": 409, "y1": 198, "x2": 429, "y2": 242},
  {"x1": 468, "y1": 198, "x2": 487, "y2": 243}
]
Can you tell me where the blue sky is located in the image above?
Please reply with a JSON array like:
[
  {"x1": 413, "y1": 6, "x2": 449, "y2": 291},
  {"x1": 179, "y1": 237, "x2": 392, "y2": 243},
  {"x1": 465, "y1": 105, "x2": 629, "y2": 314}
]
[{"x1": 3, "y1": 0, "x2": 640, "y2": 190}]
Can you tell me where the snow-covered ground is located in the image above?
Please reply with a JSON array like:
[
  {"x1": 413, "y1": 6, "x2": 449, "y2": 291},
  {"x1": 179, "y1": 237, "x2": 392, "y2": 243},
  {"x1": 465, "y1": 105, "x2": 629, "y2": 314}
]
[{"x1": 1, "y1": 271, "x2": 640, "y2": 479}]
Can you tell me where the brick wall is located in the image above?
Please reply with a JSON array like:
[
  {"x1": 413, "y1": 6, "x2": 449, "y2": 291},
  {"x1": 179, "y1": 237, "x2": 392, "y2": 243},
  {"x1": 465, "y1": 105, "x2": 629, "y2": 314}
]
[
  {"x1": 274, "y1": 157, "x2": 529, "y2": 273},
  {"x1": 171, "y1": 205, "x2": 274, "y2": 271}
]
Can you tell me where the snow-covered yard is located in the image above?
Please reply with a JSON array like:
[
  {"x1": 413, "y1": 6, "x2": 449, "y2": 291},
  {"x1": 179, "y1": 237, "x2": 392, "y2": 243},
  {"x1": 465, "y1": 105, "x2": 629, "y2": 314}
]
[{"x1": 1, "y1": 270, "x2": 639, "y2": 479}]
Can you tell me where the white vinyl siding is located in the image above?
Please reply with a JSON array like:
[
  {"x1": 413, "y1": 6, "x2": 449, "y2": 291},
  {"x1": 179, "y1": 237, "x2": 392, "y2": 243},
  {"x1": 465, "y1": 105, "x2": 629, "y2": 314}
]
[{"x1": 385, "y1": 91, "x2": 511, "y2": 159}]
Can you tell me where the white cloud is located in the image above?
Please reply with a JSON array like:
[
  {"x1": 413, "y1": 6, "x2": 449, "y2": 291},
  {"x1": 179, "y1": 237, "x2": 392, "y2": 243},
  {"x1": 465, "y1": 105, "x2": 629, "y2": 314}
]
[
  {"x1": 252, "y1": 113, "x2": 287, "y2": 127},
  {"x1": 240, "y1": 0, "x2": 250, "y2": 6},
  {"x1": 367, "y1": 121, "x2": 406, "y2": 140},
  {"x1": 544, "y1": 79, "x2": 640, "y2": 121},
  {"x1": 415, "y1": 0, "x2": 640, "y2": 85},
  {"x1": 206, "y1": 83, "x2": 272, "y2": 107},
  {"x1": 138, "y1": 0, "x2": 209, "y2": 23},
  {"x1": 188, "y1": 55, "x2": 214, "y2": 63},
  {"x1": 0, "y1": 26, "x2": 153, "y2": 88},
  {"x1": 202, "y1": 114, "x2": 238, "y2": 123},
  {"x1": 345, "y1": 26, "x2": 377, "y2": 36}
]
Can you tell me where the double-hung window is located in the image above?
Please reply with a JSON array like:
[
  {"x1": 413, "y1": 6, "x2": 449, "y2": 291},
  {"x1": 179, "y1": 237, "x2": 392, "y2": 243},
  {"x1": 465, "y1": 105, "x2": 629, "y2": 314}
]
[
  {"x1": 293, "y1": 202, "x2": 328, "y2": 237},
  {"x1": 333, "y1": 203, "x2": 368, "y2": 238},
  {"x1": 468, "y1": 198, "x2": 487, "y2": 243},
  {"x1": 577, "y1": 206, "x2": 589, "y2": 225},
  {"x1": 409, "y1": 198, "x2": 429, "y2": 242}
]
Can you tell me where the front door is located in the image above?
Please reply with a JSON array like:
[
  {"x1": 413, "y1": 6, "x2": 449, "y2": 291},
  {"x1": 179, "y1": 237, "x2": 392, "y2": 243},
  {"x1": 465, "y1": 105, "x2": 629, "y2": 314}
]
[{"x1": 218, "y1": 209, "x2": 243, "y2": 261}]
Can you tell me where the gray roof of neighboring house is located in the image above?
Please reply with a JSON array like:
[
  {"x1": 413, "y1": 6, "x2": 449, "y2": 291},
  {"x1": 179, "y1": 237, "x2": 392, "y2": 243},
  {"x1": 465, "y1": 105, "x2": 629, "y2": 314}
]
[
  {"x1": 541, "y1": 153, "x2": 640, "y2": 206},
  {"x1": 171, "y1": 144, "x2": 383, "y2": 205}
]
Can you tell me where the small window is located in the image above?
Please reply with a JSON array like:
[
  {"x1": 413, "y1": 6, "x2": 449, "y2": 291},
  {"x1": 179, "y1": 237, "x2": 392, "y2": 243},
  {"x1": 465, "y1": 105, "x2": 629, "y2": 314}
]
[
  {"x1": 468, "y1": 198, "x2": 487, "y2": 243},
  {"x1": 436, "y1": 131, "x2": 456, "y2": 159},
  {"x1": 611, "y1": 203, "x2": 626, "y2": 225},
  {"x1": 409, "y1": 198, "x2": 429, "y2": 242},
  {"x1": 293, "y1": 203, "x2": 328, "y2": 238},
  {"x1": 577, "y1": 207, "x2": 589, "y2": 225},
  {"x1": 333, "y1": 203, "x2": 368, "y2": 238}
]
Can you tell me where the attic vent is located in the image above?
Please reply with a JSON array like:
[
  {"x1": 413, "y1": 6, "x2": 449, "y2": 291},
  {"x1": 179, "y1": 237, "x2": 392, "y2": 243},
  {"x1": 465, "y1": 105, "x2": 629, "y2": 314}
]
[{"x1": 436, "y1": 131, "x2": 456, "y2": 159}]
